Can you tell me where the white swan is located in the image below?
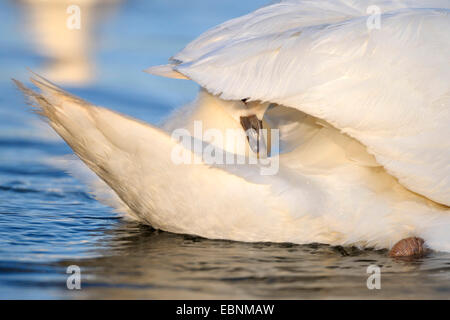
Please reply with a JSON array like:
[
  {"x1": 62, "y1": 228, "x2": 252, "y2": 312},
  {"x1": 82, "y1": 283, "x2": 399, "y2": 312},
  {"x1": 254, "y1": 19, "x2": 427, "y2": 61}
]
[{"x1": 15, "y1": 0, "x2": 450, "y2": 256}]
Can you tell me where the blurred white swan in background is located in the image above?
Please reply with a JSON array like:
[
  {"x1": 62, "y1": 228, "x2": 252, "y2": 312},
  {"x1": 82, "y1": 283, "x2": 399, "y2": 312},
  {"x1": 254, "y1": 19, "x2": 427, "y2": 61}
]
[
  {"x1": 15, "y1": 0, "x2": 450, "y2": 256},
  {"x1": 18, "y1": 0, "x2": 121, "y2": 85}
]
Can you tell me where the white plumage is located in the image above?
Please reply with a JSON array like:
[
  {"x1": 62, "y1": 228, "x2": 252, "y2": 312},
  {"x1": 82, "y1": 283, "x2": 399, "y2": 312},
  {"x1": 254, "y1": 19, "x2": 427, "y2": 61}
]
[
  {"x1": 151, "y1": 0, "x2": 450, "y2": 206},
  {"x1": 15, "y1": 0, "x2": 450, "y2": 252}
]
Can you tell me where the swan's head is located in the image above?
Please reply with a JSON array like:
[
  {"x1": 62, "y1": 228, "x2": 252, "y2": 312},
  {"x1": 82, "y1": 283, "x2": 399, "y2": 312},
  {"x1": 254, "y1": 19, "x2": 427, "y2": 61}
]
[
  {"x1": 183, "y1": 90, "x2": 272, "y2": 158},
  {"x1": 219, "y1": 97, "x2": 271, "y2": 156},
  {"x1": 144, "y1": 66, "x2": 271, "y2": 155}
]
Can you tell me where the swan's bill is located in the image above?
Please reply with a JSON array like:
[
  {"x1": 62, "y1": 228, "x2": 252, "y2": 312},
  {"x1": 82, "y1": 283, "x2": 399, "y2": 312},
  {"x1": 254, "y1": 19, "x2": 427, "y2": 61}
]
[{"x1": 240, "y1": 115, "x2": 267, "y2": 158}]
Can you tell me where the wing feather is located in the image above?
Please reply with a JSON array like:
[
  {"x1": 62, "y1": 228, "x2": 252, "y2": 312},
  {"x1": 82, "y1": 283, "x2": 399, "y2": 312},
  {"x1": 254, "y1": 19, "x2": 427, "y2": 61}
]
[{"x1": 156, "y1": 0, "x2": 450, "y2": 205}]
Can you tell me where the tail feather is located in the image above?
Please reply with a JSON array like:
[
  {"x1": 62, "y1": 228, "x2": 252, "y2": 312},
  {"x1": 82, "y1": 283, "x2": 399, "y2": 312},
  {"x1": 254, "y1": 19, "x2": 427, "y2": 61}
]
[
  {"x1": 12, "y1": 75, "x2": 181, "y2": 223},
  {"x1": 13, "y1": 78, "x2": 50, "y2": 117},
  {"x1": 144, "y1": 64, "x2": 190, "y2": 79},
  {"x1": 11, "y1": 74, "x2": 282, "y2": 239}
]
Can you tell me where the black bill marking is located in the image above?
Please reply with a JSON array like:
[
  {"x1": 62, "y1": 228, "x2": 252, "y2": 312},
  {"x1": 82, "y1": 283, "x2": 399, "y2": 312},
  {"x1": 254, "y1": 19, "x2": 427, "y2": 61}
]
[{"x1": 240, "y1": 115, "x2": 267, "y2": 157}]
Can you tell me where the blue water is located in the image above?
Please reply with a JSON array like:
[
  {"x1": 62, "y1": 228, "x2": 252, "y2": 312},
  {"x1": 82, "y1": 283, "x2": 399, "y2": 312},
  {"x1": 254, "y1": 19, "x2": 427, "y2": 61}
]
[{"x1": 0, "y1": 0, "x2": 449, "y2": 299}]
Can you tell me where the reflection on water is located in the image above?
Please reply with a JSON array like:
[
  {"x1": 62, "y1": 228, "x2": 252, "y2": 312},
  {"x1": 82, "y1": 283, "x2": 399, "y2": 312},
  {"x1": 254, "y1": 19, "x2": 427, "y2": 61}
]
[
  {"x1": 59, "y1": 222, "x2": 450, "y2": 299},
  {"x1": 2, "y1": 216, "x2": 450, "y2": 299},
  {"x1": 18, "y1": 0, "x2": 121, "y2": 85},
  {"x1": 1, "y1": 0, "x2": 450, "y2": 299}
]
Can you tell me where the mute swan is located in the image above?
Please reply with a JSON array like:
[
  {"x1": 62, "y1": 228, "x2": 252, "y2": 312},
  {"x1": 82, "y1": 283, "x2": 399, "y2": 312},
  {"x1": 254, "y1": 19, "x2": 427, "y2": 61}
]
[
  {"x1": 15, "y1": 0, "x2": 450, "y2": 257},
  {"x1": 19, "y1": 0, "x2": 121, "y2": 85}
]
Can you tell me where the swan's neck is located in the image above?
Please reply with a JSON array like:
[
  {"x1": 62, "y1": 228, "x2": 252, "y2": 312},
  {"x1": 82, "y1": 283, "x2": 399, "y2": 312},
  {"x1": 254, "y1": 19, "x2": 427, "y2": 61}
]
[
  {"x1": 164, "y1": 90, "x2": 257, "y2": 156},
  {"x1": 224, "y1": 98, "x2": 271, "y2": 123}
]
